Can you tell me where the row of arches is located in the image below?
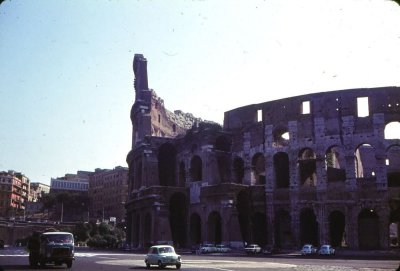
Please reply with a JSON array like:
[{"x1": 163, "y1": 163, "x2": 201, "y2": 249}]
[
  {"x1": 154, "y1": 143, "x2": 400, "y2": 188},
  {"x1": 131, "y1": 192, "x2": 397, "y2": 250}
]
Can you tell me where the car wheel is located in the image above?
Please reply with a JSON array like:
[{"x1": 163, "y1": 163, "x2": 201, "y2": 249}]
[
  {"x1": 146, "y1": 260, "x2": 150, "y2": 268},
  {"x1": 66, "y1": 259, "x2": 73, "y2": 268},
  {"x1": 158, "y1": 260, "x2": 165, "y2": 268},
  {"x1": 176, "y1": 263, "x2": 181, "y2": 269}
]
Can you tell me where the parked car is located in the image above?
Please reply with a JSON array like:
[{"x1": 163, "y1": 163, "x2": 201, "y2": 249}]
[
  {"x1": 301, "y1": 244, "x2": 317, "y2": 255},
  {"x1": 244, "y1": 244, "x2": 261, "y2": 254},
  {"x1": 215, "y1": 244, "x2": 231, "y2": 253},
  {"x1": 200, "y1": 243, "x2": 217, "y2": 253},
  {"x1": 318, "y1": 244, "x2": 335, "y2": 255},
  {"x1": 144, "y1": 245, "x2": 181, "y2": 269}
]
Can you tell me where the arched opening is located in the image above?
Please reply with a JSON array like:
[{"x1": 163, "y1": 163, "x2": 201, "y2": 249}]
[
  {"x1": 236, "y1": 191, "x2": 250, "y2": 244},
  {"x1": 274, "y1": 152, "x2": 290, "y2": 188},
  {"x1": 179, "y1": 161, "x2": 186, "y2": 186},
  {"x1": 251, "y1": 212, "x2": 267, "y2": 247},
  {"x1": 215, "y1": 135, "x2": 231, "y2": 152},
  {"x1": 190, "y1": 155, "x2": 202, "y2": 182},
  {"x1": 144, "y1": 213, "x2": 152, "y2": 248},
  {"x1": 387, "y1": 145, "x2": 400, "y2": 187},
  {"x1": 329, "y1": 211, "x2": 345, "y2": 247},
  {"x1": 169, "y1": 193, "x2": 188, "y2": 247},
  {"x1": 251, "y1": 153, "x2": 266, "y2": 185},
  {"x1": 300, "y1": 208, "x2": 319, "y2": 246},
  {"x1": 326, "y1": 146, "x2": 346, "y2": 182},
  {"x1": 233, "y1": 157, "x2": 245, "y2": 184},
  {"x1": 215, "y1": 136, "x2": 231, "y2": 183},
  {"x1": 207, "y1": 211, "x2": 222, "y2": 244},
  {"x1": 355, "y1": 144, "x2": 375, "y2": 179},
  {"x1": 298, "y1": 148, "x2": 317, "y2": 187},
  {"x1": 273, "y1": 126, "x2": 290, "y2": 147},
  {"x1": 158, "y1": 143, "x2": 177, "y2": 186},
  {"x1": 190, "y1": 213, "x2": 202, "y2": 246},
  {"x1": 390, "y1": 208, "x2": 400, "y2": 247},
  {"x1": 274, "y1": 209, "x2": 292, "y2": 248},
  {"x1": 385, "y1": 122, "x2": 400, "y2": 139},
  {"x1": 358, "y1": 209, "x2": 380, "y2": 249}
]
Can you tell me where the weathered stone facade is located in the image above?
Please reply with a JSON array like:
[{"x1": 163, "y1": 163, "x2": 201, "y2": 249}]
[{"x1": 126, "y1": 54, "x2": 400, "y2": 250}]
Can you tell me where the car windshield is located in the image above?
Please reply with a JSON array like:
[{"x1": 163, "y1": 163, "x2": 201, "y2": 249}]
[
  {"x1": 159, "y1": 247, "x2": 174, "y2": 254},
  {"x1": 44, "y1": 234, "x2": 73, "y2": 244}
]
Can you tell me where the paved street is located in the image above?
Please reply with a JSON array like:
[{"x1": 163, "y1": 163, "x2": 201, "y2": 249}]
[{"x1": 0, "y1": 247, "x2": 399, "y2": 271}]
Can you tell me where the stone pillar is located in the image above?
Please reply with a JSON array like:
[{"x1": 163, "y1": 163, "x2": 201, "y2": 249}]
[
  {"x1": 265, "y1": 192, "x2": 275, "y2": 246},
  {"x1": 243, "y1": 132, "x2": 252, "y2": 185},
  {"x1": 346, "y1": 205, "x2": 358, "y2": 249},
  {"x1": 291, "y1": 206, "x2": 300, "y2": 247},
  {"x1": 379, "y1": 206, "x2": 390, "y2": 249}
]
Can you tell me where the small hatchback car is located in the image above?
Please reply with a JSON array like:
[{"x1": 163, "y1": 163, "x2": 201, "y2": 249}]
[
  {"x1": 301, "y1": 244, "x2": 317, "y2": 255},
  {"x1": 145, "y1": 245, "x2": 181, "y2": 269},
  {"x1": 318, "y1": 244, "x2": 335, "y2": 255}
]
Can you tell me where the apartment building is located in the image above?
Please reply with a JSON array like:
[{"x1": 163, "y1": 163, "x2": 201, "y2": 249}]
[
  {"x1": 89, "y1": 166, "x2": 128, "y2": 224},
  {"x1": 0, "y1": 170, "x2": 30, "y2": 219}
]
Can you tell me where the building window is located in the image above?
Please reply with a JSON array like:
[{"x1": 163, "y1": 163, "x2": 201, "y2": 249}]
[
  {"x1": 357, "y1": 97, "x2": 369, "y2": 117},
  {"x1": 257, "y1": 109, "x2": 262, "y2": 122},
  {"x1": 302, "y1": 101, "x2": 310, "y2": 114}
]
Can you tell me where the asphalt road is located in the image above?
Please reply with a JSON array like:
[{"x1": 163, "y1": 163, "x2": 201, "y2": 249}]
[{"x1": 0, "y1": 247, "x2": 399, "y2": 271}]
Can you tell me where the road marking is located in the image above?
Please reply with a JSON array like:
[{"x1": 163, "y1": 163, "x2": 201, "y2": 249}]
[{"x1": 93, "y1": 258, "x2": 297, "y2": 270}]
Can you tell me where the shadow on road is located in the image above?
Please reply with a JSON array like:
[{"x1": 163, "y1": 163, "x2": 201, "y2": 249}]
[{"x1": 0, "y1": 265, "x2": 67, "y2": 270}]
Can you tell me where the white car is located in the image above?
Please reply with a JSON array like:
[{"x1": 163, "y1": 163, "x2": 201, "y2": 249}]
[
  {"x1": 244, "y1": 244, "x2": 261, "y2": 254},
  {"x1": 200, "y1": 244, "x2": 217, "y2": 253},
  {"x1": 318, "y1": 244, "x2": 335, "y2": 255},
  {"x1": 144, "y1": 245, "x2": 181, "y2": 269},
  {"x1": 301, "y1": 244, "x2": 317, "y2": 255},
  {"x1": 215, "y1": 244, "x2": 231, "y2": 253}
]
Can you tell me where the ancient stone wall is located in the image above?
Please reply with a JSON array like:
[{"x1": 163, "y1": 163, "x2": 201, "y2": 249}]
[{"x1": 126, "y1": 54, "x2": 400, "y2": 251}]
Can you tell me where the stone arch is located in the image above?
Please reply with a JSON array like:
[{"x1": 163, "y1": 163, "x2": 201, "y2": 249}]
[
  {"x1": 215, "y1": 135, "x2": 231, "y2": 152},
  {"x1": 178, "y1": 161, "x2": 186, "y2": 186},
  {"x1": 144, "y1": 213, "x2": 152, "y2": 248},
  {"x1": 390, "y1": 207, "x2": 400, "y2": 247},
  {"x1": 274, "y1": 152, "x2": 290, "y2": 188},
  {"x1": 358, "y1": 209, "x2": 380, "y2": 249},
  {"x1": 274, "y1": 209, "x2": 292, "y2": 248},
  {"x1": 158, "y1": 143, "x2": 177, "y2": 186},
  {"x1": 251, "y1": 153, "x2": 266, "y2": 185},
  {"x1": 385, "y1": 121, "x2": 400, "y2": 139},
  {"x1": 190, "y1": 155, "x2": 202, "y2": 182},
  {"x1": 236, "y1": 190, "x2": 250, "y2": 243},
  {"x1": 298, "y1": 148, "x2": 317, "y2": 187},
  {"x1": 326, "y1": 146, "x2": 346, "y2": 182},
  {"x1": 387, "y1": 145, "x2": 400, "y2": 187},
  {"x1": 329, "y1": 210, "x2": 345, "y2": 247},
  {"x1": 233, "y1": 156, "x2": 245, "y2": 184},
  {"x1": 169, "y1": 193, "x2": 188, "y2": 247},
  {"x1": 300, "y1": 208, "x2": 319, "y2": 246},
  {"x1": 355, "y1": 144, "x2": 376, "y2": 178},
  {"x1": 207, "y1": 211, "x2": 222, "y2": 244},
  {"x1": 251, "y1": 212, "x2": 267, "y2": 247},
  {"x1": 190, "y1": 213, "x2": 202, "y2": 246}
]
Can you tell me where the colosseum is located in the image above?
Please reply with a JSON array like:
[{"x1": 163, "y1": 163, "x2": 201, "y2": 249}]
[{"x1": 125, "y1": 54, "x2": 400, "y2": 251}]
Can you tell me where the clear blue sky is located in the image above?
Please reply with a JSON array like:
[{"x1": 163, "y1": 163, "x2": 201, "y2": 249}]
[{"x1": 1, "y1": 0, "x2": 400, "y2": 184}]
